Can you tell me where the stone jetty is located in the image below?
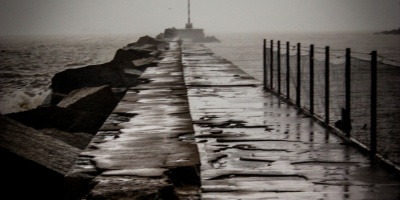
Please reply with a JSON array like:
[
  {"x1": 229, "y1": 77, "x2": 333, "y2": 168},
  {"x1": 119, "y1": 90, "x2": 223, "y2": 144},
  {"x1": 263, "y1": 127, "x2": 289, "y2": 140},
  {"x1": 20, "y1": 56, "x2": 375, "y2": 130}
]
[
  {"x1": 65, "y1": 38, "x2": 201, "y2": 200},
  {"x1": 1, "y1": 36, "x2": 400, "y2": 200}
]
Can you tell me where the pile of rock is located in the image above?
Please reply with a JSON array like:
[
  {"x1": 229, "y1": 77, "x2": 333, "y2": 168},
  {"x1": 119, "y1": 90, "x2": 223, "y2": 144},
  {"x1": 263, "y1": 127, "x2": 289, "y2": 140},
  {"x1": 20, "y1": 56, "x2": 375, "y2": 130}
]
[
  {"x1": 376, "y1": 27, "x2": 400, "y2": 35},
  {"x1": 0, "y1": 36, "x2": 165, "y2": 199}
]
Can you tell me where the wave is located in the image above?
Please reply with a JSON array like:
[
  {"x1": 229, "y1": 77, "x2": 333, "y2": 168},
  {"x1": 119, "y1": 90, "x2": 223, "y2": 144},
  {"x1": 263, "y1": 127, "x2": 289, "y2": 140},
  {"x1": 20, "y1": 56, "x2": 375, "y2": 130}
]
[
  {"x1": 0, "y1": 89, "x2": 50, "y2": 114},
  {"x1": 0, "y1": 72, "x2": 23, "y2": 79}
]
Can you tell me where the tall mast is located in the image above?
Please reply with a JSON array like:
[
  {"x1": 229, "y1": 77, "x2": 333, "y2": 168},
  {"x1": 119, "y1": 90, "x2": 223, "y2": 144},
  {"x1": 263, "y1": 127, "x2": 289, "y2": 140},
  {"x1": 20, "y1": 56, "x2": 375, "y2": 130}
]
[
  {"x1": 188, "y1": 0, "x2": 191, "y2": 24},
  {"x1": 185, "y1": 0, "x2": 193, "y2": 29}
]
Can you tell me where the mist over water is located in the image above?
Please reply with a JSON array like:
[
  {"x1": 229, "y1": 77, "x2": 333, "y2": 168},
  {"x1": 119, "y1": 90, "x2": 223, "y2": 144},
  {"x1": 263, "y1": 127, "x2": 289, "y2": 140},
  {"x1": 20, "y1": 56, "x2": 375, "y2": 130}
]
[{"x1": 205, "y1": 32, "x2": 400, "y2": 81}]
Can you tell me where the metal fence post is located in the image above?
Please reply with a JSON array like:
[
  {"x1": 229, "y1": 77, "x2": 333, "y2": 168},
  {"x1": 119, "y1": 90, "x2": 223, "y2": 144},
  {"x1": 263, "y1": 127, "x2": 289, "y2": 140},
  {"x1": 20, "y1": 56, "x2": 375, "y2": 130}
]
[
  {"x1": 296, "y1": 43, "x2": 301, "y2": 107},
  {"x1": 325, "y1": 46, "x2": 330, "y2": 125},
  {"x1": 345, "y1": 48, "x2": 351, "y2": 137},
  {"x1": 371, "y1": 51, "x2": 377, "y2": 158},
  {"x1": 310, "y1": 44, "x2": 314, "y2": 114},
  {"x1": 263, "y1": 39, "x2": 267, "y2": 89},
  {"x1": 286, "y1": 42, "x2": 290, "y2": 99},
  {"x1": 278, "y1": 40, "x2": 281, "y2": 94},
  {"x1": 270, "y1": 40, "x2": 274, "y2": 90}
]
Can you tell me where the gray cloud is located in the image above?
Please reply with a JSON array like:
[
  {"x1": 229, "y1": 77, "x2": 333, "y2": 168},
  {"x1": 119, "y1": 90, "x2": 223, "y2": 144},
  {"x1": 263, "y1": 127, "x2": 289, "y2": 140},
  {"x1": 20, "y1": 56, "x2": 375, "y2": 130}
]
[{"x1": 0, "y1": 0, "x2": 399, "y2": 35}]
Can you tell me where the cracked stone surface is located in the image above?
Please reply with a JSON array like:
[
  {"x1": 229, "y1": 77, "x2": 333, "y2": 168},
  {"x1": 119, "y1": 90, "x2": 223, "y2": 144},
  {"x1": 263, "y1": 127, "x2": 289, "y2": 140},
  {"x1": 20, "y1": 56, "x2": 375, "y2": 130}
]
[{"x1": 182, "y1": 42, "x2": 400, "y2": 200}]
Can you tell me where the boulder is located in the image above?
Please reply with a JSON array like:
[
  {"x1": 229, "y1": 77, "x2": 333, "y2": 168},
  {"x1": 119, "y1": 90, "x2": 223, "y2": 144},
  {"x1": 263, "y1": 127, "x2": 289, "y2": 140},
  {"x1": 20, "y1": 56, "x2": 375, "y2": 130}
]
[
  {"x1": 124, "y1": 35, "x2": 166, "y2": 56},
  {"x1": 155, "y1": 32, "x2": 164, "y2": 40},
  {"x1": 377, "y1": 27, "x2": 400, "y2": 35},
  {"x1": 6, "y1": 106, "x2": 107, "y2": 134},
  {"x1": 51, "y1": 49, "x2": 153, "y2": 95},
  {"x1": 40, "y1": 91, "x2": 66, "y2": 106},
  {"x1": 57, "y1": 85, "x2": 118, "y2": 115},
  {"x1": 133, "y1": 57, "x2": 157, "y2": 67},
  {"x1": 111, "y1": 48, "x2": 153, "y2": 65},
  {"x1": 51, "y1": 62, "x2": 133, "y2": 95},
  {"x1": 126, "y1": 35, "x2": 165, "y2": 48},
  {"x1": 132, "y1": 57, "x2": 157, "y2": 70},
  {"x1": 40, "y1": 128, "x2": 93, "y2": 150},
  {"x1": 0, "y1": 115, "x2": 81, "y2": 199}
]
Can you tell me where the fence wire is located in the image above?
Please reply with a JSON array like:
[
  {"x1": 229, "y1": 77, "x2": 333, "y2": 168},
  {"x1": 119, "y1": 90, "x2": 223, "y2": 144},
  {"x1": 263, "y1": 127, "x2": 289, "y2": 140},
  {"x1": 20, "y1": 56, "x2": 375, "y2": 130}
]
[
  {"x1": 265, "y1": 42, "x2": 400, "y2": 166},
  {"x1": 377, "y1": 62, "x2": 400, "y2": 166}
]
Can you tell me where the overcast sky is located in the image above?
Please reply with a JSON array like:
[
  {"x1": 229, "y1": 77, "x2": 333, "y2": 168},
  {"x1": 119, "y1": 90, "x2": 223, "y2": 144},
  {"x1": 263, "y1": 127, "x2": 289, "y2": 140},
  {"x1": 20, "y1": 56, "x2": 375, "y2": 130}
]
[{"x1": 0, "y1": 0, "x2": 399, "y2": 35}]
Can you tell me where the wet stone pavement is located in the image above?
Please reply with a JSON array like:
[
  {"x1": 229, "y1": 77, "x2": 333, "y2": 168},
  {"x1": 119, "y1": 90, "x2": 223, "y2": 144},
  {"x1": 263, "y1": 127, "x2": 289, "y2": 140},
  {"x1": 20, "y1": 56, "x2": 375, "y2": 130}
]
[
  {"x1": 65, "y1": 40, "x2": 200, "y2": 199},
  {"x1": 182, "y1": 42, "x2": 400, "y2": 200}
]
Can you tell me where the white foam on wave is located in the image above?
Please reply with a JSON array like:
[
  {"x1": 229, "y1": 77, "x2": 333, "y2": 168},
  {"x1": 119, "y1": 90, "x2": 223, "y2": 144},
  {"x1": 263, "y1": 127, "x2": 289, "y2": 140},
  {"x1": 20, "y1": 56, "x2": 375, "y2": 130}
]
[{"x1": 0, "y1": 89, "x2": 51, "y2": 114}]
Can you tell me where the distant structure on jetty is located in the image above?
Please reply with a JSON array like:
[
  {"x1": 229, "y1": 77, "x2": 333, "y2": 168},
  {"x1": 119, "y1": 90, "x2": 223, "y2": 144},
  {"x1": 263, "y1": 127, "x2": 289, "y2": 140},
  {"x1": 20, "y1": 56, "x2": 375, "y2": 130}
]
[
  {"x1": 159, "y1": 0, "x2": 219, "y2": 43},
  {"x1": 376, "y1": 27, "x2": 400, "y2": 35}
]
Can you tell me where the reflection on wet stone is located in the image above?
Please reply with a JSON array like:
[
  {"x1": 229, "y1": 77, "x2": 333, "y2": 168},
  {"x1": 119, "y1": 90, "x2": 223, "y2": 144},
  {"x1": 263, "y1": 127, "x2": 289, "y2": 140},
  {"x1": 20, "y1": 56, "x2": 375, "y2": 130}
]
[{"x1": 182, "y1": 42, "x2": 400, "y2": 199}]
